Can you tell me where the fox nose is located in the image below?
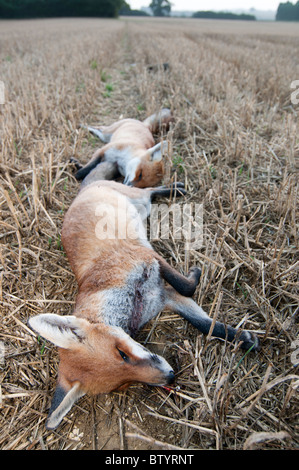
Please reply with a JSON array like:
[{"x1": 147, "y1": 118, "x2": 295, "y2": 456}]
[{"x1": 167, "y1": 370, "x2": 175, "y2": 385}]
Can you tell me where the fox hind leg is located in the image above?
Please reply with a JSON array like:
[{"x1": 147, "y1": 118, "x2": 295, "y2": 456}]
[
  {"x1": 82, "y1": 120, "x2": 131, "y2": 143},
  {"x1": 84, "y1": 125, "x2": 111, "y2": 143},
  {"x1": 156, "y1": 256, "x2": 201, "y2": 297}
]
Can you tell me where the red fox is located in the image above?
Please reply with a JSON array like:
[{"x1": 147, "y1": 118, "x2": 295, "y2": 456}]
[
  {"x1": 28, "y1": 180, "x2": 259, "y2": 429},
  {"x1": 74, "y1": 108, "x2": 174, "y2": 188}
]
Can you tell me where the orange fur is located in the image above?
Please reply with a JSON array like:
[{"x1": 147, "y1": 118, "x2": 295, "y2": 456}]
[{"x1": 61, "y1": 182, "x2": 154, "y2": 285}]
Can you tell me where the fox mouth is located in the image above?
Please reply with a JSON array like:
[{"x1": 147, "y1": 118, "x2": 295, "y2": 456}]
[
  {"x1": 145, "y1": 381, "x2": 169, "y2": 386},
  {"x1": 115, "y1": 370, "x2": 175, "y2": 390},
  {"x1": 144, "y1": 370, "x2": 175, "y2": 387}
]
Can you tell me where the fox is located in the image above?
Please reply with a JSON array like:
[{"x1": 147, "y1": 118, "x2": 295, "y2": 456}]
[
  {"x1": 73, "y1": 108, "x2": 174, "y2": 188},
  {"x1": 28, "y1": 180, "x2": 259, "y2": 430}
]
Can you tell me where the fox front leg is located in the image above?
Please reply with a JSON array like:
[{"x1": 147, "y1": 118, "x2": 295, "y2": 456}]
[
  {"x1": 155, "y1": 255, "x2": 201, "y2": 297},
  {"x1": 149, "y1": 181, "x2": 186, "y2": 200},
  {"x1": 164, "y1": 287, "x2": 260, "y2": 351}
]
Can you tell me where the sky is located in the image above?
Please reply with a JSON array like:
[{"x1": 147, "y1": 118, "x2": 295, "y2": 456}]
[{"x1": 128, "y1": 0, "x2": 281, "y2": 12}]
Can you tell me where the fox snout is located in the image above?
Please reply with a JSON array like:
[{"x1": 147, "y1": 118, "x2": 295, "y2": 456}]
[
  {"x1": 113, "y1": 339, "x2": 175, "y2": 389},
  {"x1": 165, "y1": 369, "x2": 175, "y2": 385},
  {"x1": 143, "y1": 352, "x2": 175, "y2": 386}
]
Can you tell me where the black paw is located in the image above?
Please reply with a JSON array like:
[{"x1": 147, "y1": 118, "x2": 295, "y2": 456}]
[
  {"x1": 187, "y1": 266, "x2": 202, "y2": 284},
  {"x1": 173, "y1": 182, "x2": 186, "y2": 197},
  {"x1": 150, "y1": 183, "x2": 186, "y2": 201},
  {"x1": 69, "y1": 157, "x2": 82, "y2": 171},
  {"x1": 239, "y1": 331, "x2": 260, "y2": 352},
  {"x1": 171, "y1": 181, "x2": 185, "y2": 189}
]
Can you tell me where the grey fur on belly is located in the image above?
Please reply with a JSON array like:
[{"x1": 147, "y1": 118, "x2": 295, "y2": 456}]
[{"x1": 101, "y1": 261, "x2": 164, "y2": 336}]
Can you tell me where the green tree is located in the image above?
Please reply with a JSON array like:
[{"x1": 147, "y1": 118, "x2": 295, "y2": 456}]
[
  {"x1": 192, "y1": 10, "x2": 256, "y2": 20},
  {"x1": 0, "y1": 0, "x2": 126, "y2": 18},
  {"x1": 276, "y1": 1, "x2": 299, "y2": 21},
  {"x1": 149, "y1": 0, "x2": 171, "y2": 17}
]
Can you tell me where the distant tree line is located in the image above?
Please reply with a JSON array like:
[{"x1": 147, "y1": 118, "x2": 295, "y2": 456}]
[
  {"x1": 192, "y1": 11, "x2": 256, "y2": 21},
  {"x1": 276, "y1": 1, "x2": 299, "y2": 20},
  {"x1": 119, "y1": 7, "x2": 149, "y2": 16},
  {"x1": 0, "y1": 0, "x2": 125, "y2": 19}
]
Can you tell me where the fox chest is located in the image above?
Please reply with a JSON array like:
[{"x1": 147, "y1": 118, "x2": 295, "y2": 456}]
[
  {"x1": 104, "y1": 147, "x2": 132, "y2": 176},
  {"x1": 101, "y1": 262, "x2": 164, "y2": 336}
]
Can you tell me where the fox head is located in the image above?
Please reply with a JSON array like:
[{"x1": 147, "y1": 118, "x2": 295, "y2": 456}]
[
  {"x1": 124, "y1": 141, "x2": 167, "y2": 188},
  {"x1": 28, "y1": 314, "x2": 174, "y2": 429},
  {"x1": 128, "y1": 160, "x2": 165, "y2": 188}
]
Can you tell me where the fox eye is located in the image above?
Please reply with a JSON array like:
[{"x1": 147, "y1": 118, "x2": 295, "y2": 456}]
[
  {"x1": 138, "y1": 170, "x2": 143, "y2": 181},
  {"x1": 118, "y1": 349, "x2": 129, "y2": 363}
]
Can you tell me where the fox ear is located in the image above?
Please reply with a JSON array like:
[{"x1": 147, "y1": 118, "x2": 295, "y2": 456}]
[
  {"x1": 148, "y1": 141, "x2": 168, "y2": 162},
  {"x1": 28, "y1": 314, "x2": 88, "y2": 349},
  {"x1": 46, "y1": 381, "x2": 85, "y2": 430},
  {"x1": 28, "y1": 314, "x2": 87, "y2": 429}
]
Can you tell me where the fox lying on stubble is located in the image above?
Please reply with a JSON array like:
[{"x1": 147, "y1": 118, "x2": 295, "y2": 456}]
[
  {"x1": 29, "y1": 180, "x2": 259, "y2": 429},
  {"x1": 74, "y1": 108, "x2": 173, "y2": 188}
]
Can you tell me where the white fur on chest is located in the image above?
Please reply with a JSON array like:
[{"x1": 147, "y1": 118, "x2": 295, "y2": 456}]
[
  {"x1": 104, "y1": 147, "x2": 133, "y2": 176},
  {"x1": 104, "y1": 146, "x2": 143, "y2": 187},
  {"x1": 100, "y1": 261, "x2": 164, "y2": 336}
]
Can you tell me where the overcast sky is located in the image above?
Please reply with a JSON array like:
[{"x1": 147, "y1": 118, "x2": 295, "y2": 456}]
[{"x1": 128, "y1": 0, "x2": 280, "y2": 11}]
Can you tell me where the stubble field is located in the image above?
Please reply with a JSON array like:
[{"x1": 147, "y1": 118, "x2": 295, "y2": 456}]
[{"x1": 0, "y1": 17, "x2": 298, "y2": 450}]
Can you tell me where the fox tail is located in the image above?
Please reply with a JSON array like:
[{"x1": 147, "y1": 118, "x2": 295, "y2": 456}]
[{"x1": 143, "y1": 108, "x2": 174, "y2": 134}]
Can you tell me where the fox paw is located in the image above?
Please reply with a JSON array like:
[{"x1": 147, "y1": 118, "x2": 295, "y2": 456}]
[
  {"x1": 239, "y1": 331, "x2": 260, "y2": 351},
  {"x1": 187, "y1": 266, "x2": 202, "y2": 284}
]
